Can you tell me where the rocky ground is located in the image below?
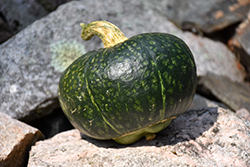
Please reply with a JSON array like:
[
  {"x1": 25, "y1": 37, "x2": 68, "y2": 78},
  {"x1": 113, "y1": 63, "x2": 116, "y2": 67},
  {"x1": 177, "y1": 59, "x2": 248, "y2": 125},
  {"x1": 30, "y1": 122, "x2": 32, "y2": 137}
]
[{"x1": 0, "y1": 0, "x2": 250, "y2": 166}]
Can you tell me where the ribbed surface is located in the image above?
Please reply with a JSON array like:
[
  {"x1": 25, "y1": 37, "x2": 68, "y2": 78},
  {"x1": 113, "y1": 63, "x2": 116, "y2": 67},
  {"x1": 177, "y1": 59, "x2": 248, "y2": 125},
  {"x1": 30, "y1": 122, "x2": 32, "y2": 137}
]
[{"x1": 58, "y1": 33, "x2": 197, "y2": 139}]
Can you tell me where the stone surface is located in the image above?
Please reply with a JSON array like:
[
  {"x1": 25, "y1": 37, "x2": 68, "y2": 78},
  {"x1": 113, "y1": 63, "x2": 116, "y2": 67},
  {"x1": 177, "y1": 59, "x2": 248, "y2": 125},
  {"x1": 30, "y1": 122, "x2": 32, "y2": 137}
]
[
  {"x1": 36, "y1": 0, "x2": 72, "y2": 11},
  {"x1": 229, "y1": 11, "x2": 250, "y2": 76},
  {"x1": 189, "y1": 94, "x2": 227, "y2": 110},
  {"x1": 200, "y1": 72, "x2": 250, "y2": 112},
  {"x1": 0, "y1": 112, "x2": 44, "y2": 167},
  {"x1": 29, "y1": 108, "x2": 74, "y2": 138},
  {"x1": 0, "y1": 12, "x2": 12, "y2": 44},
  {"x1": 236, "y1": 108, "x2": 250, "y2": 121},
  {"x1": 0, "y1": 0, "x2": 73, "y2": 44},
  {"x1": 0, "y1": 0, "x2": 49, "y2": 35},
  {"x1": 164, "y1": 0, "x2": 250, "y2": 34},
  {"x1": 28, "y1": 107, "x2": 250, "y2": 166},
  {"x1": 0, "y1": 0, "x2": 245, "y2": 121}
]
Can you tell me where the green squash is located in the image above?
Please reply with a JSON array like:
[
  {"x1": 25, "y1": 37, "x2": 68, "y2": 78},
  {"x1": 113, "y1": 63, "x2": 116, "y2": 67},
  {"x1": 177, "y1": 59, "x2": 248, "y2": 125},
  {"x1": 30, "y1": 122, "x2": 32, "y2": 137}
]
[{"x1": 58, "y1": 21, "x2": 197, "y2": 144}]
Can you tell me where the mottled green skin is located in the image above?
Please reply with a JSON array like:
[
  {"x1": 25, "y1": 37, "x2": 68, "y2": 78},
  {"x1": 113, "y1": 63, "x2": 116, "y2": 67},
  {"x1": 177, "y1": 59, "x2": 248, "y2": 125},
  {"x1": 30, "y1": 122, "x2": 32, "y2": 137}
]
[{"x1": 58, "y1": 33, "x2": 196, "y2": 141}]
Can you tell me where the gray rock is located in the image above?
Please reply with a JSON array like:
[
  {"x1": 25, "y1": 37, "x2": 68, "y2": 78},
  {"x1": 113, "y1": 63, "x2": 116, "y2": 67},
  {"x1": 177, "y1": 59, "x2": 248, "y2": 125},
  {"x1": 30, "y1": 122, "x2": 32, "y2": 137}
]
[
  {"x1": 200, "y1": 72, "x2": 250, "y2": 112},
  {"x1": 164, "y1": 0, "x2": 250, "y2": 34},
  {"x1": 0, "y1": 0, "x2": 245, "y2": 121},
  {"x1": 0, "y1": 13, "x2": 12, "y2": 44},
  {"x1": 36, "y1": 0, "x2": 72, "y2": 12},
  {"x1": 28, "y1": 108, "x2": 74, "y2": 138},
  {"x1": 0, "y1": 0, "x2": 49, "y2": 34},
  {"x1": 189, "y1": 94, "x2": 228, "y2": 110},
  {"x1": 0, "y1": 0, "x2": 74, "y2": 44},
  {"x1": 0, "y1": 112, "x2": 44, "y2": 167},
  {"x1": 28, "y1": 107, "x2": 250, "y2": 166},
  {"x1": 229, "y1": 11, "x2": 250, "y2": 75}
]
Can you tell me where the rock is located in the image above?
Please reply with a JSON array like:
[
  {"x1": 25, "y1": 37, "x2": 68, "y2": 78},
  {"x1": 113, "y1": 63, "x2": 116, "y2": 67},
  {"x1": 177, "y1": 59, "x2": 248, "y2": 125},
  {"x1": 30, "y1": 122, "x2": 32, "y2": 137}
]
[
  {"x1": 28, "y1": 107, "x2": 250, "y2": 166},
  {"x1": 0, "y1": 0, "x2": 49, "y2": 34},
  {"x1": 236, "y1": 108, "x2": 250, "y2": 122},
  {"x1": 0, "y1": 0, "x2": 73, "y2": 44},
  {"x1": 180, "y1": 31, "x2": 245, "y2": 81},
  {"x1": 0, "y1": 0, "x2": 245, "y2": 121},
  {"x1": 36, "y1": 0, "x2": 72, "y2": 12},
  {"x1": 189, "y1": 94, "x2": 227, "y2": 110},
  {"x1": 0, "y1": 12, "x2": 12, "y2": 44},
  {"x1": 229, "y1": 11, "x2": 250, "y2": 76},
  {"x1": 164, "y1": 0, "x2": 250, "y2": 34},
  {"x1": 28, "y1": 108, "x2": 74, "y2": 138},
  {"x1": 200, "y1": 72, "x2": 250, "y2": 112},
  {"x1": 0, "y1": 112, "x2": 44, "y2": 167}
]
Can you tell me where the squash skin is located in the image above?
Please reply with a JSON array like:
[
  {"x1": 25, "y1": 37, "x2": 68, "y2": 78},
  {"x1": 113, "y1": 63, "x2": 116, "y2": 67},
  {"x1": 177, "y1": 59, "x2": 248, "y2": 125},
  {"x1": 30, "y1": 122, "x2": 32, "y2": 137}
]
[{"x1": 58, "y1": 32, "x2": 196, "y2": 143}]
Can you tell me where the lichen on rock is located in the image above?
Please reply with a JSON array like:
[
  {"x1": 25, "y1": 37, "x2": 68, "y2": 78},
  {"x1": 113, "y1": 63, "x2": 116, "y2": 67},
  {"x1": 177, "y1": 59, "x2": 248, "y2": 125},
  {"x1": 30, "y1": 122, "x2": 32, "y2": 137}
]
[{"x1": 50, "y1": 39, "x2": 86, "y2": 72}]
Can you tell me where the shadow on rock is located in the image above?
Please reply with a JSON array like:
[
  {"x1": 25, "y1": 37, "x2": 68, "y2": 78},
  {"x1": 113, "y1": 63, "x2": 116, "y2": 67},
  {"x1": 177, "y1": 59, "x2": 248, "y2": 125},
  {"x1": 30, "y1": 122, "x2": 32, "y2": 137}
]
[{"x1": 80, "y1": 107, "x2": 219, "y2": 148}]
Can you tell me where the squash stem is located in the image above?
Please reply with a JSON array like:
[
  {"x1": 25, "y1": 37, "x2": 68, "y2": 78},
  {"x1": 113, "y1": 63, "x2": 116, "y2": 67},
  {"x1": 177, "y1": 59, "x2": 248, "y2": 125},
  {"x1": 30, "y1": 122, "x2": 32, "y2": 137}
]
[{"x1": 80, "y1": 21, "x2": 128, "y2": 48}]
